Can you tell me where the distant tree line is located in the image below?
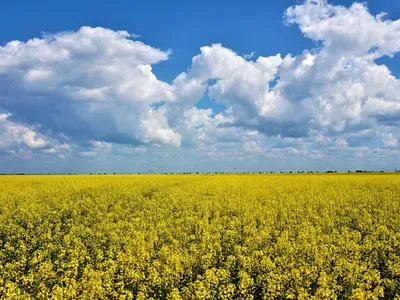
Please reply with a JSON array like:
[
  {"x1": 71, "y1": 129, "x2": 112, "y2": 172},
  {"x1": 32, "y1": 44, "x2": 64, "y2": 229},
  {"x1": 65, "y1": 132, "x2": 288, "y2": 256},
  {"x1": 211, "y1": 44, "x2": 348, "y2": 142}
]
[{"x1": 1, "y1": 169, "x2": 398, "y2": 176}]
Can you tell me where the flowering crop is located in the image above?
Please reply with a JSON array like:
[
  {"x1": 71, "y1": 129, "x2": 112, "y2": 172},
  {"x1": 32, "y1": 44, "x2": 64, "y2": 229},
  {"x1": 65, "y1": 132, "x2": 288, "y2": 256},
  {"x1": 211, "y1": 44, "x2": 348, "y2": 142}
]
[{"x1": 0, "y1": 174, "x2": 399, "y2": 299}]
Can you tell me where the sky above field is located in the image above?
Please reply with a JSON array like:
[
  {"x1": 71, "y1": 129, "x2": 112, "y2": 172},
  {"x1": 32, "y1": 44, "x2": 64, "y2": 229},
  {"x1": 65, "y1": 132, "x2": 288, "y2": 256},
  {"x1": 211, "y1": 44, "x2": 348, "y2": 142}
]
[{"x1": 0, "y1": 0, "x2": 400, "y2": 173}]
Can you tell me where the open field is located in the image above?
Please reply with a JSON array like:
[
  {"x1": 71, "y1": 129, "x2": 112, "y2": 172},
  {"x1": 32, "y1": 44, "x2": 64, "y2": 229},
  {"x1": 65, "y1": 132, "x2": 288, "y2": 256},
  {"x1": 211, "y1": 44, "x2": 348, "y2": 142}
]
[{"x1": 0, "y1": 174, "x2": 399, "y2": 299}]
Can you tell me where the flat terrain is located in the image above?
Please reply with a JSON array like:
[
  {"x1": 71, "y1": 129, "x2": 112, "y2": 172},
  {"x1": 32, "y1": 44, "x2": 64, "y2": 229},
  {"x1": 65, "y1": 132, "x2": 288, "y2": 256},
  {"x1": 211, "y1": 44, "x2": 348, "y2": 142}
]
[{"x1": 0, "y1": 174, "x2": 399, "y2": 299}]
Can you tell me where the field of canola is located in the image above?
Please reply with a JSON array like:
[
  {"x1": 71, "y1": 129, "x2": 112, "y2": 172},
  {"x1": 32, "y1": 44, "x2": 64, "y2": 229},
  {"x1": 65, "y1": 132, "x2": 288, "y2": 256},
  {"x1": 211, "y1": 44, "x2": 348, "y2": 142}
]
[{"x1": 0, "y1": 174, "x2": 399, "y2": 299}]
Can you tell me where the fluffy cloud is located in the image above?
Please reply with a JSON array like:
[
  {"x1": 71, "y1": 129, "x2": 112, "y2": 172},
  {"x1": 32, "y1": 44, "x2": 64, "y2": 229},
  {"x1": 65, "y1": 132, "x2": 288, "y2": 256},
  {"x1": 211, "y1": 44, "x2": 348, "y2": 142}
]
[
  {"x1": 0, "y1": 26, "x2": 177, "y2": 148},
  {"x1": 285, "y1": 0, "x2": 400, "y2": 58},
  {"x1": 172, "y1": 0, "x2": 400, "y2": 141},
  {"x1": 0, "y1": 1, "x2": 400, "y2": 169},
  {"x1": 0, "y1": 113, "x2": 47, "y2": 150},
  {"x1": 0, "y1": 113, "x2": 72, "y2": 160},
  {"x1": 282, "y1": 0, "x2": 400, "y2": 134}
]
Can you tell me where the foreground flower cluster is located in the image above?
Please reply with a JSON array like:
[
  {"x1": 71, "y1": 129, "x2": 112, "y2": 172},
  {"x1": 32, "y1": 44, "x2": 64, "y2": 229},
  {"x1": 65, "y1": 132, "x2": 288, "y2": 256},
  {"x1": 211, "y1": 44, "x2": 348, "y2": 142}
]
[{"x1": 0, "y1": 174, "x2": 399, "y2": 299}]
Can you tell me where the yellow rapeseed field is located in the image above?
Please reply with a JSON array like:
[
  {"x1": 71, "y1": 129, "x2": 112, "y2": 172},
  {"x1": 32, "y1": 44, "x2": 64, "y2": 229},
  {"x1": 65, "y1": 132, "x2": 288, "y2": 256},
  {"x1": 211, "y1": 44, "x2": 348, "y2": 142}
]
[{"x1": 0, "y1": 174, "x2": 399, "y2": 299}]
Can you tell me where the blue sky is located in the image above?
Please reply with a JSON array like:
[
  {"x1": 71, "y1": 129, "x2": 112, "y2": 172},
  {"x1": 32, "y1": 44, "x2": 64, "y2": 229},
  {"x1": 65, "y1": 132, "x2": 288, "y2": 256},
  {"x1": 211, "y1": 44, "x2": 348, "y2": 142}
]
[{"x1": 0, "y1": 0, "x2": 400, "y2": 173}]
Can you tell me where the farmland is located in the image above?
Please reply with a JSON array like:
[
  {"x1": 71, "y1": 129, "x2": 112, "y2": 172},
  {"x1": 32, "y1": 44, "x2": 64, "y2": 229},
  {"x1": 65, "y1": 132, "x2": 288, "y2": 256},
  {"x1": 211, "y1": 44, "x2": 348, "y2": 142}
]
[{"x1": 0, "y1": 174, "x2": 399, "y2": 299}]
